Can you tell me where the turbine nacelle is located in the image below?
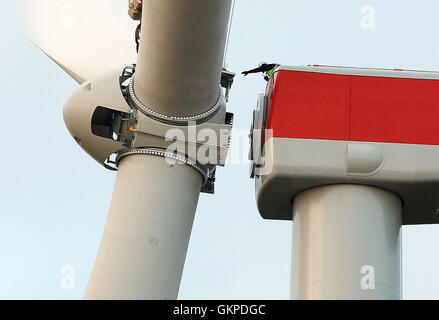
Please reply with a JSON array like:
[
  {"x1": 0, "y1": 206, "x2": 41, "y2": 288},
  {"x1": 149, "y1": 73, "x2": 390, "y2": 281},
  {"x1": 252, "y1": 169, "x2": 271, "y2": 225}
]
[{"x1": 252, "y1": 65, "x2": 439, "y2": 225}]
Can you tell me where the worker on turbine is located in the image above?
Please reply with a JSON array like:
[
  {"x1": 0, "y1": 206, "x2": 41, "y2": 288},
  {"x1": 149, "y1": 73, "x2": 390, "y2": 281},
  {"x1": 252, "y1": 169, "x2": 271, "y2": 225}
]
[{"x1": 242, "y1": 62, "x2": 280, "y2": 81}]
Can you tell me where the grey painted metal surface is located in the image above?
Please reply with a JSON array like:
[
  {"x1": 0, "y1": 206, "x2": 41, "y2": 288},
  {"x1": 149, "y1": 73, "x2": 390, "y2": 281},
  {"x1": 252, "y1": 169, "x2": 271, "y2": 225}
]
[
  {"x1": 134, "y1": 0, "x2": 233, "y2": 117},
  {"x1": 291, "y1": 185, "x2": 402, "y2": 300},
  {"x1": 256, "y1": 137, "x2": 439, "y2": 225},
  {"x1": 84, "y1": 154, "x2": 202, "y2": 300}
]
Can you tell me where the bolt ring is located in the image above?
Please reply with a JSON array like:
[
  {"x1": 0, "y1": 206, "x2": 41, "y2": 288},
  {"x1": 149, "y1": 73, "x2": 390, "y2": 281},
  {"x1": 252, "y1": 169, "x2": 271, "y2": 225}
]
[
  {"x1": 116, "y1": 148, "x2": 208, "y2": 185},
  {"x1": 128, "y1": 75, "x2": 223, "y2": 125}
]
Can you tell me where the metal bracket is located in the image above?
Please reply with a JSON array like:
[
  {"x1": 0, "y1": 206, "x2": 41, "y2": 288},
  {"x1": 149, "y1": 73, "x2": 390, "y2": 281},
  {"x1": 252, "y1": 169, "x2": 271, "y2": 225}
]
[
  {"x1": 221, "y1": 69, "x2": 235, "y2": 102},
  {"x1": 200, "y1": 168, "x2": 216, "y2": 194}
]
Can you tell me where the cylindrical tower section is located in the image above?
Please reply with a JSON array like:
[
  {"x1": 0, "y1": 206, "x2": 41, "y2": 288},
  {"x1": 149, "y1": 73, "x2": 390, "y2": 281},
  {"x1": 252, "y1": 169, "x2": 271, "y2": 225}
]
[
  {"x1": 84, "y1": 154, "x2": 203, "y2": 300},
  {"x1": 134, "y1": 0, "x2": 232, "y2": 116},
  {"x1": 291, "y1": 184, "x2": 402, "y2": 300}
]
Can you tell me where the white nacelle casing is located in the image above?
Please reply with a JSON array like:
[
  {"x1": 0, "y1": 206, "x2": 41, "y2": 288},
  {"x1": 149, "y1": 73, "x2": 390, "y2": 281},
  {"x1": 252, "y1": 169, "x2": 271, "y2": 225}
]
[{"x1": 256, "y1": 137, "x2": 439, "y2": 225}]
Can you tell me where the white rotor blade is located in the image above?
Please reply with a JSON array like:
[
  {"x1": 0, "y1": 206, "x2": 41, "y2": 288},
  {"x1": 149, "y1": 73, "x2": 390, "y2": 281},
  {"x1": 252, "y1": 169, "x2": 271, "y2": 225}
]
[{"x1": 17, "y1": 0, "x2": 138, "y2": 83}]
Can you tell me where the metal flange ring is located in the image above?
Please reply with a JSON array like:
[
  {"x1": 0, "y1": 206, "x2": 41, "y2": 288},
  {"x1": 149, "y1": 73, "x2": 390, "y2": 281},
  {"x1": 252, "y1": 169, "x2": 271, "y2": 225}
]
[
  {"x1": 116, "y1": 148, "x2": 208, "y2": 185},
  {"x1": 128, "y1": 75, "x2": 223, "y2": 125}
]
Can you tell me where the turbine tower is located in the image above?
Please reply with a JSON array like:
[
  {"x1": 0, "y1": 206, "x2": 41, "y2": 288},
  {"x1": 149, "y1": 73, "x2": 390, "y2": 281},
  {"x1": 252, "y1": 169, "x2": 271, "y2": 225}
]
[{"x1": 18, "y1": 0, "x2": 234, "y2": 299}]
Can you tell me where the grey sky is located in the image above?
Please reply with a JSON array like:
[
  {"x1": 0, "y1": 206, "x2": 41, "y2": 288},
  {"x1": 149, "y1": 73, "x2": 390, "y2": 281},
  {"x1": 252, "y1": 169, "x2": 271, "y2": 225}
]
[{"x1": 1, "y1": 0, "x2": 439, "y2": 299}]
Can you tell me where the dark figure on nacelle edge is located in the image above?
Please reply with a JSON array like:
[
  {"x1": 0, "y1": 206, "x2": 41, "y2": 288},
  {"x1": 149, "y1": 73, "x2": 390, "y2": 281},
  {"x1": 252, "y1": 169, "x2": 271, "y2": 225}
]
[{"x1": 242, "y1": 62, "x2": 280, "y2": 81}]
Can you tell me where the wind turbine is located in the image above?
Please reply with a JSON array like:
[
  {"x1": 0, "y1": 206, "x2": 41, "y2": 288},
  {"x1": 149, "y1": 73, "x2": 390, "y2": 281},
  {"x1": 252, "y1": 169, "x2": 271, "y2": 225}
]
[{"x1": 18, "y1": 0, "x2": 234, "y2": 300}]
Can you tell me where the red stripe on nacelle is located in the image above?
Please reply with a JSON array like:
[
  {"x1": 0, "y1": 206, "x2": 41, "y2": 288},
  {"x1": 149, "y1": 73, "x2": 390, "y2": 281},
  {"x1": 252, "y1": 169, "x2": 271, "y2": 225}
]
[{"x1": 265, "y1": 70, "x2": 439, "y2": 145}]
